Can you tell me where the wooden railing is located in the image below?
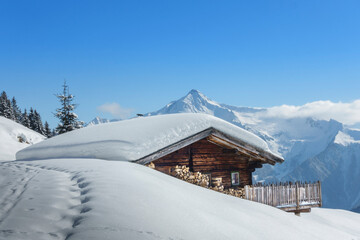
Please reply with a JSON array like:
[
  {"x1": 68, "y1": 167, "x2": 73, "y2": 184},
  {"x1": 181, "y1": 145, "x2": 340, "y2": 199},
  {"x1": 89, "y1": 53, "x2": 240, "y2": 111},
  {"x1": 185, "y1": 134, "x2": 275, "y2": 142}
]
[{"x1": 244, "y1": 181, "x2": 322, "y2": 213}]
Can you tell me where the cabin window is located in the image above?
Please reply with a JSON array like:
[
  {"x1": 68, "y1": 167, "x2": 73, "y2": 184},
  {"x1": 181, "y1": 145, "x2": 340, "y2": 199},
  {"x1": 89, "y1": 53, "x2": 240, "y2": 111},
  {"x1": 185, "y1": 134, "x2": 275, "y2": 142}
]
[{"x1": 231, "y1": 172, "x2": 240, "y2": 186}]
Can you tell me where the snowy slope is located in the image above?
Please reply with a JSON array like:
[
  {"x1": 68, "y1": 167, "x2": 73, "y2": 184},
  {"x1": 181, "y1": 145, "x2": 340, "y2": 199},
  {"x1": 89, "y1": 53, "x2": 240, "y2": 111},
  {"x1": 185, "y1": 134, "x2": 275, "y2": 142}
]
[
  {"x1": 0, "y1": 159, "x2": 359, "y2": 240},
  {"x1": 146, "y1": 90, "x2": 360, "y2": 211},
  {"x1": 17, "y1": 113, "x2": 279, "y2": 161},
  {"x1": 0, "y1": 117, "x2": 45, "y2": 161}
]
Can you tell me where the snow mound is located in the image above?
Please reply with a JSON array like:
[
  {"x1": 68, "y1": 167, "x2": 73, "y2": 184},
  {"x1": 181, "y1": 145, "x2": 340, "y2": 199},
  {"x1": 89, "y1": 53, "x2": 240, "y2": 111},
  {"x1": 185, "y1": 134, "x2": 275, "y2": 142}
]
[
  {"x1": 0, "y1": 117, "x2": 45, "y2": 161},
  {"x1": 16, "y1": 113, "x2": 280, "y2": 161}
]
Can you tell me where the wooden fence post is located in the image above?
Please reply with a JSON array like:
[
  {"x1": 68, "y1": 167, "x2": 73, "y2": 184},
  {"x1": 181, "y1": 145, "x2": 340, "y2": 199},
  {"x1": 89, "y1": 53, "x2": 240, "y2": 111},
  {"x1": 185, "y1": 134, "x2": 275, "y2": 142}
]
[
  {"x1": 318, "y1": 181, "x2": 322, "y2": 207},
  {"x1": 295, "y1": 182, "x2": 300, "y2": 216}
]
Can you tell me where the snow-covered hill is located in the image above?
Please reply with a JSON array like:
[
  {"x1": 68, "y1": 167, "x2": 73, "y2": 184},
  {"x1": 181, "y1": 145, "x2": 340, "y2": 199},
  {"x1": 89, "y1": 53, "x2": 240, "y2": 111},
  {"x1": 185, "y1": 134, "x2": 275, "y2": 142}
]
[
  {"x1": 1, "y1": 159, "x2": 359, "y2": 240},
  {"x1": 146, "y1": 90, "x2": 360, "y2": 211},
  {"x1": 0, "y1": 117, "x2": 45, "y2": 161}
]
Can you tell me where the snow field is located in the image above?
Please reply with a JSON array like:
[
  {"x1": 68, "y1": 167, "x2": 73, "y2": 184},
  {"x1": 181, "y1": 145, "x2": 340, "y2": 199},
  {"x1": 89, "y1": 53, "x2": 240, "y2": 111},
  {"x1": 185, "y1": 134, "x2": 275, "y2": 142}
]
[{"x1": 0, "y1": 159, "x2": 359, "y2": 240}]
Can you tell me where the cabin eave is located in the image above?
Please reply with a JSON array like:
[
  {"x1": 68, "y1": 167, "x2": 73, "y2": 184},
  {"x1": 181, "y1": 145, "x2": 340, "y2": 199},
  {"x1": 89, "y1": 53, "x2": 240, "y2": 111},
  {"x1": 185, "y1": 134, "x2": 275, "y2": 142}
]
[{"x1": 134, "y1": 127, "x2": 282, "y2": 165}]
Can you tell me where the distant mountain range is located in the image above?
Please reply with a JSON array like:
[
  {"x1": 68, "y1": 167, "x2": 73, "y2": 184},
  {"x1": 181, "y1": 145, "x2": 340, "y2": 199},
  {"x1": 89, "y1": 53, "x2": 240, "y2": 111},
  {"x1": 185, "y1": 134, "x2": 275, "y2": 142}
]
[{"x1": 90, "y1": 89, "x2": 360, "y2": 212}]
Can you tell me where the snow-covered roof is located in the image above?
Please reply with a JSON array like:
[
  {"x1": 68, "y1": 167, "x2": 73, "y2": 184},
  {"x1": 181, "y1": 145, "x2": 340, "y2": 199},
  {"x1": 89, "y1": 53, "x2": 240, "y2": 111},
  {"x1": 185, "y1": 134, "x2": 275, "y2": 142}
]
[{"x1": 16, "y1": 113, "x2": 283, "y2": 162}]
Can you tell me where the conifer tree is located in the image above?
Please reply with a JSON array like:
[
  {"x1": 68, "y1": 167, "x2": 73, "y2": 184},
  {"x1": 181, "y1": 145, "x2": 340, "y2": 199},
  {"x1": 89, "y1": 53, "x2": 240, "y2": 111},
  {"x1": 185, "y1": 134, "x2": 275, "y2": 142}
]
[
  {"x1": 0, "y1": 91, "x2": 7, "y2": 117},
  {"x1": 44, "y1": 121, "x2": 52, "y2": 138},
  {"x1": 0, "y1": 91, "x2": 14, "y2": 120},
  {"x1": 21, "y1": 109, "x2": 31, "y2": 128},
  {"x1": 55, "y1": 81, "x2": 84, "y2": 134},
  {"x1": 11, "y1": 97, "x2": 22, "y2": 123},
  {"x1": 28, "y1": 108, "x2": 36, "y2": 130},
  {"x1": 33, "y1": 110, "x2": 45, "y2": 135}
]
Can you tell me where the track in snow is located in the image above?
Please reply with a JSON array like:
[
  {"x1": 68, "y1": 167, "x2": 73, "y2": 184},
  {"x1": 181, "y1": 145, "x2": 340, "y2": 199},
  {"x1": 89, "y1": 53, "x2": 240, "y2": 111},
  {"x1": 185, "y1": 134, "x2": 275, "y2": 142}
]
[{"x1": 0, "y1": 162, "x2": 93, "y2": 240}]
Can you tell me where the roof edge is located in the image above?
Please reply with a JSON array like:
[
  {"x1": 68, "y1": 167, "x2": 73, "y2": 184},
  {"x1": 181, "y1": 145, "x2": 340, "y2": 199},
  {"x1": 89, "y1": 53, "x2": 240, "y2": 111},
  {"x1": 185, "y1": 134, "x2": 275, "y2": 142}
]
[
  {"x1": 134, "y1": 128, "x2": 214, "y2": 164},
  {"x1": 134, "y1": 127, "x2": 283, "y2": 165}
]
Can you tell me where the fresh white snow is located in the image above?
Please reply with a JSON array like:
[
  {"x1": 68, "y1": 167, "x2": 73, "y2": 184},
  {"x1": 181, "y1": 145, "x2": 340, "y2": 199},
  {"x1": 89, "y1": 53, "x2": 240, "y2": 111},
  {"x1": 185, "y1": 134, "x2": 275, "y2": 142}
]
[
  {"x1": 0, "y1": 117, "x2": 45, "y2": 161},
  {"x1": 0, "y1": 159, "x2": 359, "y2": 240},
  {"x1": 334, "y1": 130, "x2": 360, "y2": 146},
  {"x1": 16, "y1": 113, "x2": 280, "y2": 162}
]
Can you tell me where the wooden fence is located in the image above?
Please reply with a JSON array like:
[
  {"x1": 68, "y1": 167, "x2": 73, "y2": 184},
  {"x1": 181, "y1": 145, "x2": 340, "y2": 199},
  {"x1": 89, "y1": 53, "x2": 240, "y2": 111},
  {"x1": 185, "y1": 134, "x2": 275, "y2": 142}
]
[{"x1": 244, "y1": 181, "x2": 322, "y2": 213}]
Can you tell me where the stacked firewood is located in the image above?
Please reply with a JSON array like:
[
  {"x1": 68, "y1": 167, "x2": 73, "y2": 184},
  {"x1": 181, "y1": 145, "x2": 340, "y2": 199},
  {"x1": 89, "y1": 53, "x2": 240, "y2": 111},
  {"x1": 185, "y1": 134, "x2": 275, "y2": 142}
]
[
  {"x1": 148, "y1": 164, "x2": 245, "y2": 199},
  {"x1": 223, "y1": 188, "x2": 245, "y2": 198},
  {"x1": 171, "y1": 165, "x2": 209, "y2": 187},
  {"x1": 210, "y1": 177, "x2": 224, "y2": 191}
]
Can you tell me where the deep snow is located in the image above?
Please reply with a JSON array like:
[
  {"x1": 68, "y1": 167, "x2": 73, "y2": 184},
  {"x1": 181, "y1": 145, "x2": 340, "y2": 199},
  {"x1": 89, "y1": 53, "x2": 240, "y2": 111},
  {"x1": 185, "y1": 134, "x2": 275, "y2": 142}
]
[
  {"x1": 0, "y1": 159, "x2": 359, "y2": 240},
  {"x1": 0, "y1": 117, "x2": 44, "y2": 161}
]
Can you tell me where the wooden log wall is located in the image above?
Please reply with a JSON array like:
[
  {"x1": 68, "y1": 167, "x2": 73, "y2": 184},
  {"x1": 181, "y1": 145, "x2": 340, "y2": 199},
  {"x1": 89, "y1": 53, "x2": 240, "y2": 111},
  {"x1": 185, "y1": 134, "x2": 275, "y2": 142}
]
[{"x1": 153, "y1": 138, "x2": 254, "y2": 188}]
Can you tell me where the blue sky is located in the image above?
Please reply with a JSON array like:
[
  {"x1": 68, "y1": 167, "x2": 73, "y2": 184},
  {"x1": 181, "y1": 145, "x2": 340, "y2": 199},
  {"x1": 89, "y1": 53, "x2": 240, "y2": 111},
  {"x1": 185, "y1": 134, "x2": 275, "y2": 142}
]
[{"x1": 1, "y1": 0, "x2": 360, "y2": 127}]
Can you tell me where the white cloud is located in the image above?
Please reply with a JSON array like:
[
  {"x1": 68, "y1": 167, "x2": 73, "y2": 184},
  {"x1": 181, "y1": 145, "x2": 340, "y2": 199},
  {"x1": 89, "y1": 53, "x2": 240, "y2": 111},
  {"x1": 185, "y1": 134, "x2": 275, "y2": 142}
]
[
  {"x1": 97, "y1": 103, "x2": 133, "y2": 119},
  {"x1": 259, "y1": 100, "x2": 360, "y2": 126}
]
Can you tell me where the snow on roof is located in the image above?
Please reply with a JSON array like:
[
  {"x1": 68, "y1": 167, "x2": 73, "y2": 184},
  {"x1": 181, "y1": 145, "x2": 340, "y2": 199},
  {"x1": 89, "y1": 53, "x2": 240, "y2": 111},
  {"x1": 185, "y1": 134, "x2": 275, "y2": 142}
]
[{"x1": 16, "y1": 113, "x2": 282, "y2": 162}]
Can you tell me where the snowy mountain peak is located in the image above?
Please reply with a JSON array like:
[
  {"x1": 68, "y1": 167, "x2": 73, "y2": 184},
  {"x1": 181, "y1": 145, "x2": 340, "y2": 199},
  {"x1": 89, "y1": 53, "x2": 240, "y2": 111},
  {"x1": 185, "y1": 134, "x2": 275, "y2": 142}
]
[
  {"x1": 148, "y1": 89, "x2": 227, "y2": 116},
  {"x1": 85, "y1": 117, "x2": 123, "y2": 127},
  {"x1": 86, "y1": 117, "x2": 110, "y2": 127},
  {"x1": 188, "y1": 88, "x2": 201, "y2": 95},
  {"x1": 185, "y1": 89, "x2": 208, "y2": 101}
]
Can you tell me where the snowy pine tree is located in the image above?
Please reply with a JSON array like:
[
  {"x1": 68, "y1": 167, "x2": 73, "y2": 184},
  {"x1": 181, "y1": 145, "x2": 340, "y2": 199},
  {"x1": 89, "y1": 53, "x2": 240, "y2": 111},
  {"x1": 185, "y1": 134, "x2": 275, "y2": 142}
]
[
  {"x1": 11, "y1": 97, "x2": 22, "y2": 123},
  {"x1": 55, "y1": 81, "x2": 84, "y2": 134},
  {"x1": 44, "y1": 121, "x2": 52, "y2": 138},
  {"x1": 0, "y1": 91, "x2": 15, "y2": 120},
  {"x1": 0, "y1": 91, "x2": 7, "y2": 117},
  {"x1": 36, "y1": 110, "x2": 45, "y2": 135},
  {"x1": 28, "y1": 108, "x2": 36, "y2": 131},
  {"x1": 33, "y1": 110, "x2": 45, "y2": 135},
  {"x1": 21, "y1": 109, "x2": 31, "y2": 128}
]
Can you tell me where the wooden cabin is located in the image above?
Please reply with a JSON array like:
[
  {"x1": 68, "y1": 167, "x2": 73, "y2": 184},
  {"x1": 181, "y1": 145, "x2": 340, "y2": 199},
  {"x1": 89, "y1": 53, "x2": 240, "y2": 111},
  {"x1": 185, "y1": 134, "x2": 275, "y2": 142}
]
[{"x1": 135, "y1": 127, "x2": 283, "y2": 188}]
